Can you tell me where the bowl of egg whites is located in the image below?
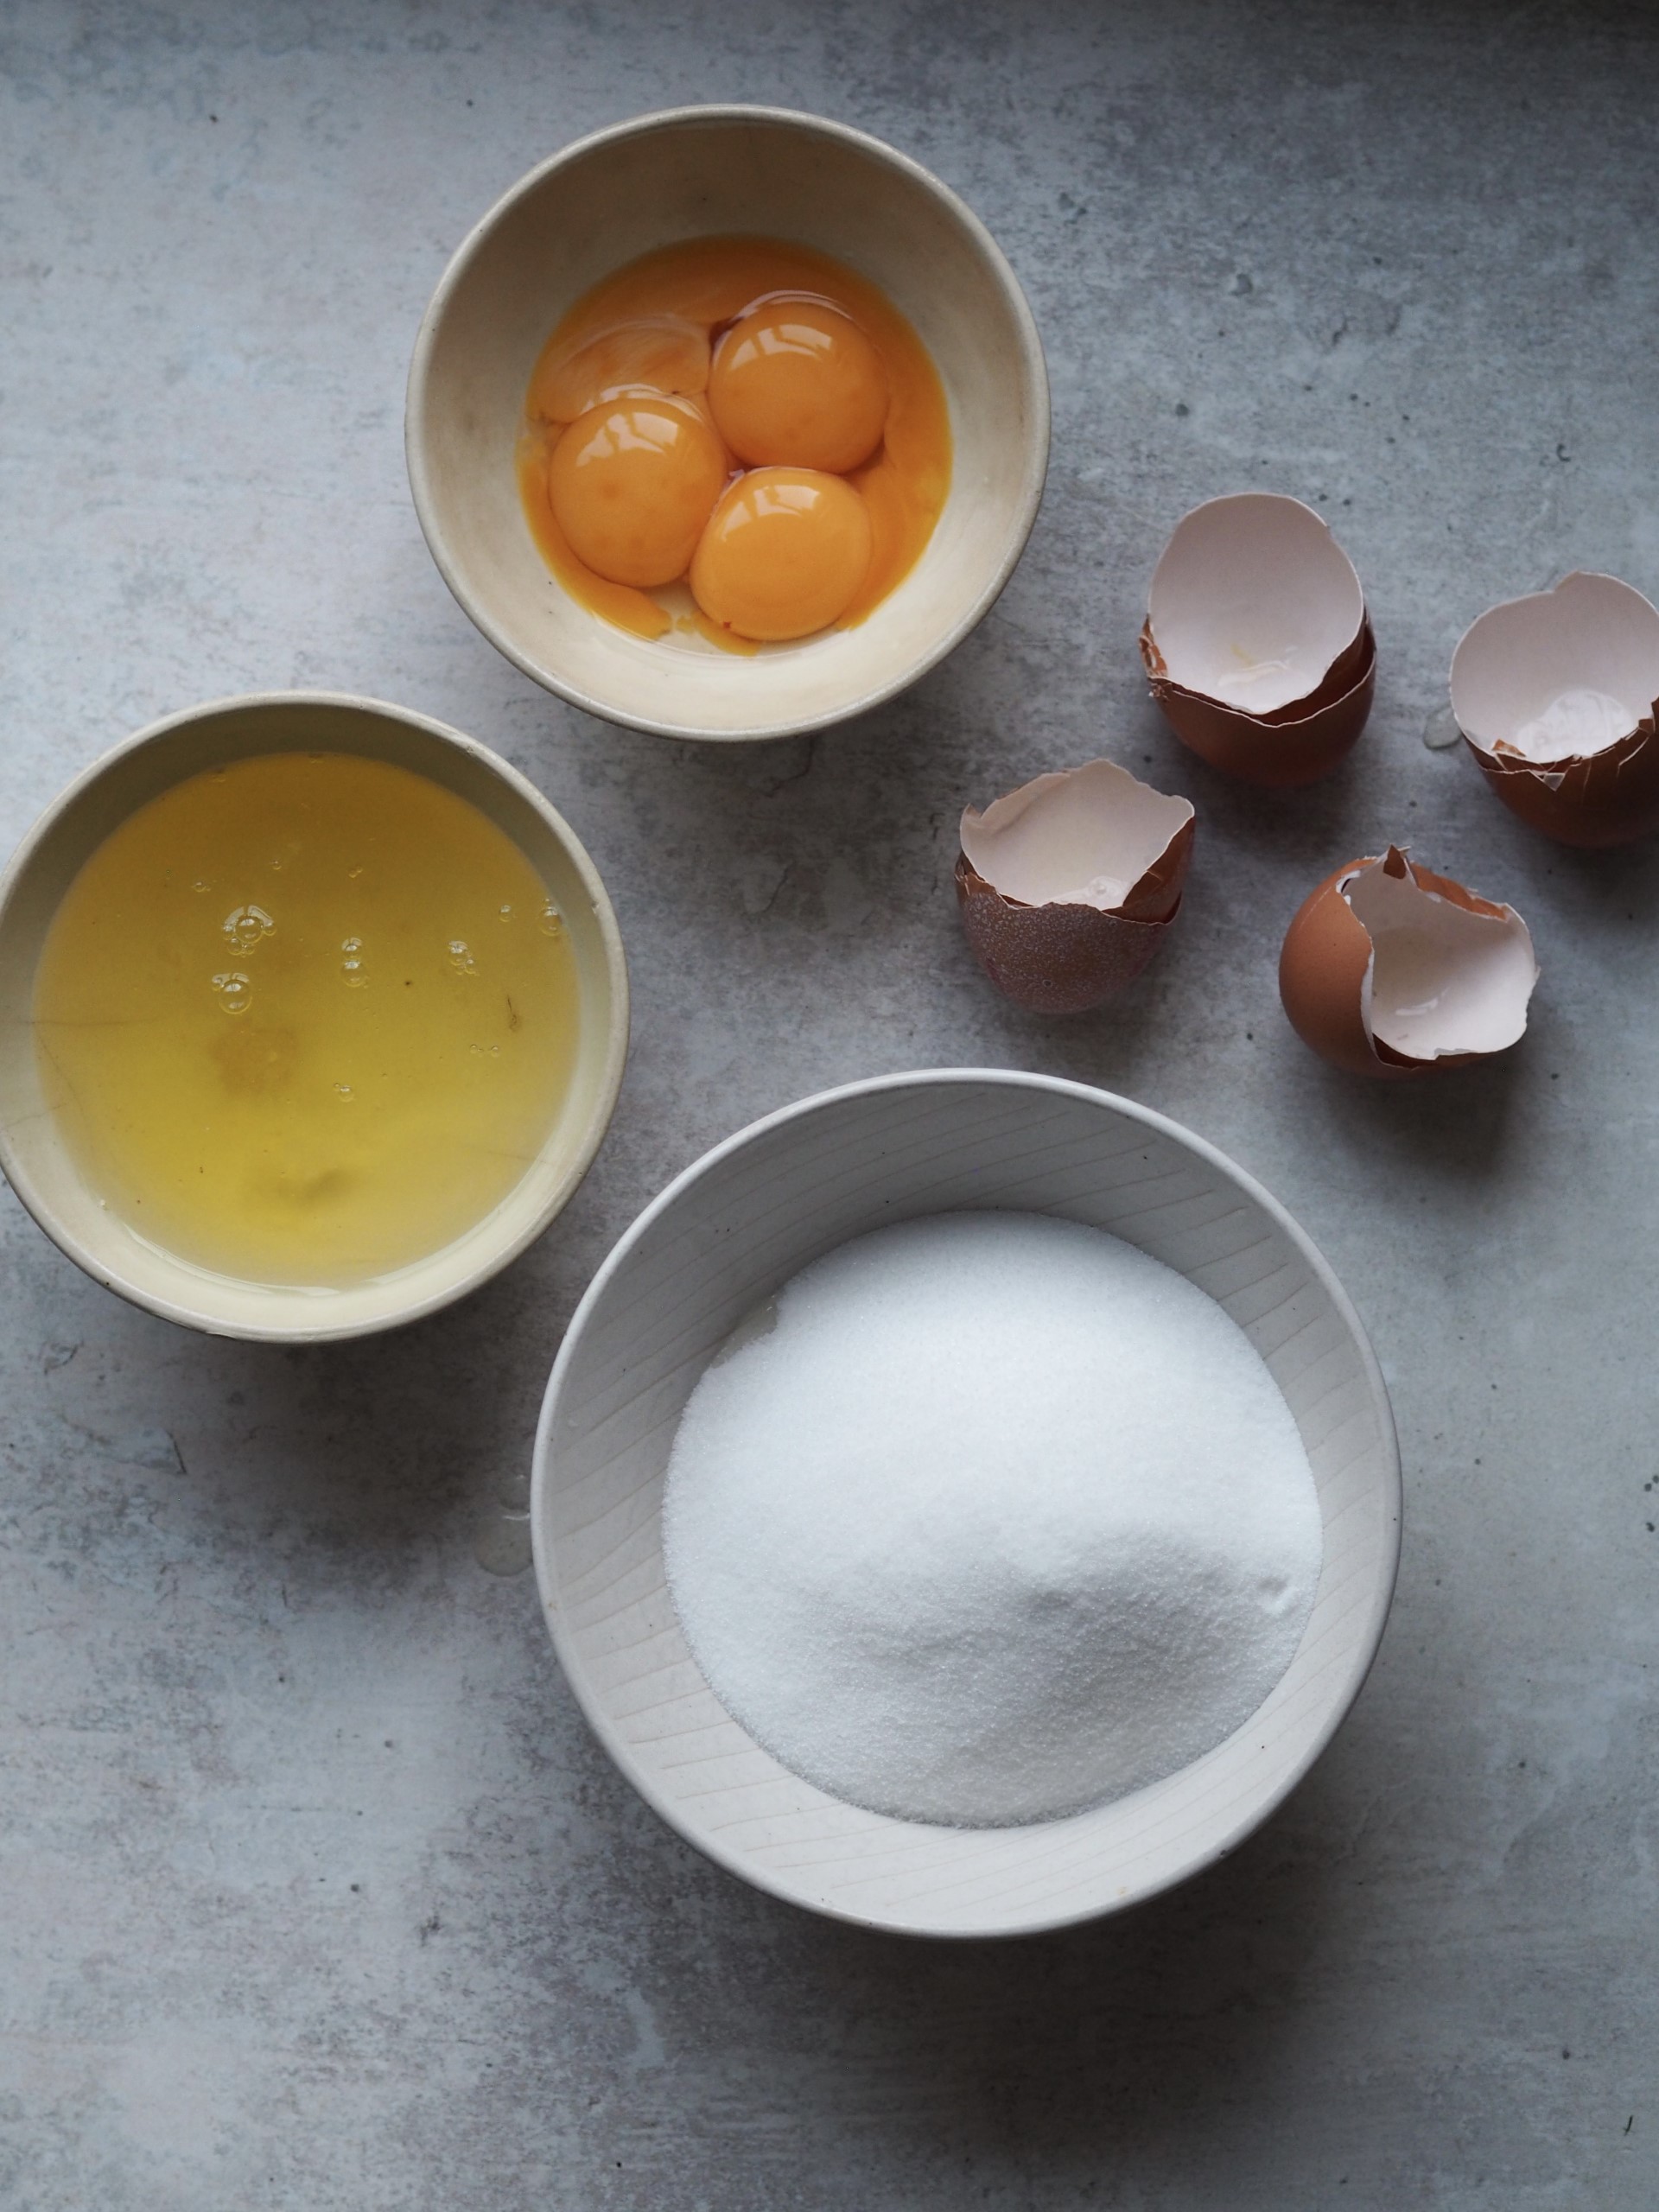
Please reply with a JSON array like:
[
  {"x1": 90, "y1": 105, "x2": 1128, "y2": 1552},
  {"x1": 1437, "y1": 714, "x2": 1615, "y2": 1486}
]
[{"x1": 407, "y1": 105, "x2": 1049, "y2": 742}]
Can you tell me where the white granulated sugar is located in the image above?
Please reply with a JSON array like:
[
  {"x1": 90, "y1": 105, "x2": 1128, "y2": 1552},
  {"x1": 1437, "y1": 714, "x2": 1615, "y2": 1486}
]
[{"x1": 661, "y1": 1211, "x2": 1324, "y2": 1827}]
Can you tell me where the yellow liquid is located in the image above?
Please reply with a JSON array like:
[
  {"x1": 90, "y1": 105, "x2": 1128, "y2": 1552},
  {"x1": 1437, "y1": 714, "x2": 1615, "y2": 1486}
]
[{"x1": 33, "y1": 752, "x2": 581, "y2": 1287}]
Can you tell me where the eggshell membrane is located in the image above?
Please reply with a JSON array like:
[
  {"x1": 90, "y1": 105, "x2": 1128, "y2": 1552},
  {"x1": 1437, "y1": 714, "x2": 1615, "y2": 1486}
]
[
  {"x1": 1279, "y1": 847, "x2": 1538, "y2": 1079},
  {"x1": 1141, "y1": 618, "x2": 1376, "y2": 788},
  {"x1": 955, "y1": 758, "x2": 1195, "y2": 1014},
  {"x1": 960, "y1": 757, "x2": 1193, "y2": 916},
  {"x1": 1450, "y1": 573, "x2": 1659, "y2": 849},
  {"x1": 1146, "y1": 493, "x2": 1366, "y2": 716}
]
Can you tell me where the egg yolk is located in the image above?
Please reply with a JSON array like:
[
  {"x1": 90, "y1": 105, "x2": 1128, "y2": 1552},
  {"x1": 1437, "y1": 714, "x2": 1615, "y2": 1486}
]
[
  {"x1": 690, "y1": 467, "x2": 874, "y2": 641},
  {"x1": 531, "y1": 315, "x2": 711, "y2": 424},
  {"x1": 547, "y1": 397, "x2": 728, "y2": 588},
  {"x1": 707, "y1": 299, "x2": 889, "y2": 474},
  {"x1": 519, "y1": 238, "x2": 954, "y2": 646}
]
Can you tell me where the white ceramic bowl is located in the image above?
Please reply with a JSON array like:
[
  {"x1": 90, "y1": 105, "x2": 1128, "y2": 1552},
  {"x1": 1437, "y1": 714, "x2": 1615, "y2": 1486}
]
[
  {"x1": 0, "y1": 694, "x2": 628, "y2": 1343},
  {"x1": 407, "y1": 105, "x2": 1049, "y2": 742},
  {"x1": 532, "y1": 1071, "x2": 1400, "y2": 1937}
]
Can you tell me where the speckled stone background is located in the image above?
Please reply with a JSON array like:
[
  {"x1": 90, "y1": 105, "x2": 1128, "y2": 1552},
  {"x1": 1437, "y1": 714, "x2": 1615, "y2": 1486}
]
[{"x1": 4, "y1": 3, "x2": 1659, "y2": 2204}]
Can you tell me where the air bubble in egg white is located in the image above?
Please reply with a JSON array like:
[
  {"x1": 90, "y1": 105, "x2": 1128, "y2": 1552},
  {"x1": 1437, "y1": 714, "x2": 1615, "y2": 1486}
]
[{"x1": 221, "y1": 903, "x2": 275, "y2": 953}]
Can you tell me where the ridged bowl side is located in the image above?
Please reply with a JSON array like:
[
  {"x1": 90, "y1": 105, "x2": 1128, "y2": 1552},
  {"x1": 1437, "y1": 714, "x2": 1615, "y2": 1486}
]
[{"x1": 531, "y1": 1071, "x2": 1399, "y2": 1937}]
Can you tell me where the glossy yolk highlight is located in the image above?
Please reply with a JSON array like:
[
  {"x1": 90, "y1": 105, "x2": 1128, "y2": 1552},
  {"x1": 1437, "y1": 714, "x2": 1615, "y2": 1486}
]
[
  {"x1": 690, "y1": 468, "x2": 874, "y2": 642},
  {"x1": 548, "y1": 396, "x2": 727, "y2": 588},
  {"x1": 708, "y1": 298, "x2": 889, "y2": 474}
]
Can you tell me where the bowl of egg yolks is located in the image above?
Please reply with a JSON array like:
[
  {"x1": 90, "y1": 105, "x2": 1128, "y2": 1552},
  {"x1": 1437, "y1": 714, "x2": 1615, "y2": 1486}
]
[
  {"x1": 407, "y1": 105, "x2": 1049, "y2": 742},
  {"x1": 0, "y1": 695, "x2": 628, "y2": 1341}
]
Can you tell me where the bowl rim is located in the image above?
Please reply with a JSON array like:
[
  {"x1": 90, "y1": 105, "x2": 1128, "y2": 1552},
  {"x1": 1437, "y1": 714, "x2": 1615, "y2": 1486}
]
[
  {"x1": 405, "y1": 102, "x2": 1052, "y2": 745},
  {"x1": 0, "y1": 689, "x2": 630, "y2": 1344},
  {"x1": 531, "y1": 1067, "x2": 1402, "y2": 1937}
]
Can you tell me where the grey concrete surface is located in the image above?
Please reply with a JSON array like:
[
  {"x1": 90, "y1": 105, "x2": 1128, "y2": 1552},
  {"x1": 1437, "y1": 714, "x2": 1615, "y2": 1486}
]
[{"x1": 3, "y1": 2, "x2": 1657, "y2": 2204}]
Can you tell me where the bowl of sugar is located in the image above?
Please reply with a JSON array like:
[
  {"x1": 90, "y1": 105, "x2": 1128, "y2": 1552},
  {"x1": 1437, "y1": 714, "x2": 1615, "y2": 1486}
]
[
  {"x1": 0, "y1": 694, "x2": 627, "y2": 1341},
  {"x1": 531, "y1": 1070, "x2": 1400, "y2": 1936}
]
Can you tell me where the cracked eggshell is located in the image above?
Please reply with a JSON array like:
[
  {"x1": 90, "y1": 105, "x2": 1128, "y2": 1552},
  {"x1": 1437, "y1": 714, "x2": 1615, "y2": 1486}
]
[
  {"x1": 1279, "y1": 846, "x2": 1538, "y2": 1078},
  {"x1": 1141, "y1": 617, "x2": 1376, "y2": 789},
  {"x1": 1450, "y1": 572, "x2": 1659, "y2": 848},
  {"x1": 956, "y1": 758, "x2": 1194, "y2": 1014},
  {"x1": 1141, "y1": 493, "x2": 1374, "y2": 786}
]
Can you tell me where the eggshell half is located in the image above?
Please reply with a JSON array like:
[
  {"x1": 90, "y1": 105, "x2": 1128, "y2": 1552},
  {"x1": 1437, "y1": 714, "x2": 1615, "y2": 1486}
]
[
  {"x1": 1147, "y1": 493, "x2": 1367, "y2": 715},
  {"x1": 1279, "y1": 846, "x2": 1538, "y2": 1079},
  {"x1": 956, "y1": 758, "x2": 1195, "y2": 1014},
  {"x1": 1450, "y1": 573, "x2": 1659, "y2": 848},
  {"x1": 1141, "y1": 617, "x2": 1376, "y2": 788}
]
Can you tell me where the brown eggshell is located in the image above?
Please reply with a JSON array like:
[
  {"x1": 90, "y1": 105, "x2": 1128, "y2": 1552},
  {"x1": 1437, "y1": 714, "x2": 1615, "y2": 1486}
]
[
  {"x1": 1463, "y1": 721, "x2": 1659, "y2": 849},
  {"x1": 1280, "y1": 855, "x2": 1410, "y2": 1078},
  {"x1": 1142, "y1": 619, "x2": 1376, "y2": 788},
  {"x1": 1280, "y1": 847, "x2": 1536, "y2": 1078},
  {"x1": 956, "y1": 854, "x2": 1182, "y2": 1014},
  {"x1": 1450, "y1": 573, "x2": 1659, "y2": 847},
  {"x1": 954, "y1": 758, "x2": 1195, "y2": 1013},
  {"x1": 1116, "y1": 810, "x2": 1194, "y2": 925},
  {"x1": 1147, "y1": 493, "x2": 1365, "y2": 713}
]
